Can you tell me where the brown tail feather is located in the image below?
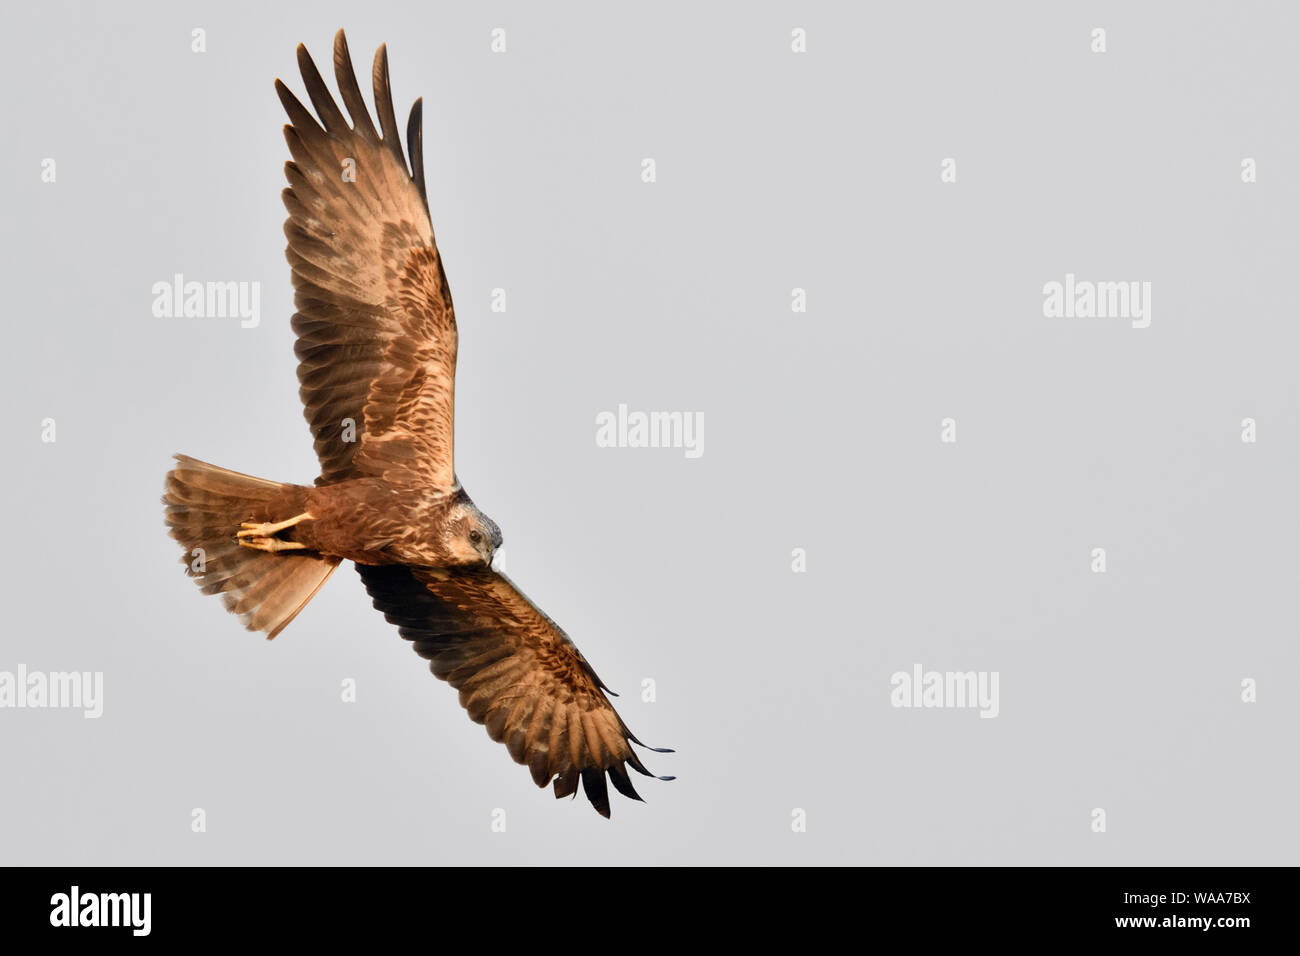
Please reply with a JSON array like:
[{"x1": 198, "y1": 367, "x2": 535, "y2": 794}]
[{"x1": 163, "y1": 454, "x2": 339, "y2": 638}]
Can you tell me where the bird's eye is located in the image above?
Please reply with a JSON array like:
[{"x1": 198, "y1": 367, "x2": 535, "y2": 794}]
[{"x1": 469, "y1": 530, "x2": 482, "y2": 544}]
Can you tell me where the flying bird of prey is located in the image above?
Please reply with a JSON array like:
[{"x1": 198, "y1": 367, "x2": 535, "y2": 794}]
[{"x1": 162, "y1": 30, "x2": 671, "y2": 817}]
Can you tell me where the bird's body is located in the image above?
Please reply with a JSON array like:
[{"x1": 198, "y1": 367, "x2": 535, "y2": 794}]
[
  {"x1": 162, "y1": 30, "x2": 669, "y2": 817},
  {"x1": 246, "y1": 479, "x2": 497, "y2": 568}
]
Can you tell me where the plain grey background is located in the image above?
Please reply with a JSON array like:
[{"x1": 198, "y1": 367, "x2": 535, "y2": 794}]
[{"x1": 1, "y1": 0, "x2": 1297, "y2": 865}]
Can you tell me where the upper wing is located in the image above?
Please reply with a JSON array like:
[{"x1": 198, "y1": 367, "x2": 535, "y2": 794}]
[
  {"x1": 277, "y1": 30, "x2": 457, "y2": 489},
  {"x1": 358, "y1": 564, "x2": 673, "y2": 818}
]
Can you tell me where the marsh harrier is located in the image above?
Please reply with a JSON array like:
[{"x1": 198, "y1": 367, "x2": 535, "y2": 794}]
[{"x1": 163, "y1": 30, "x2": 671, "y2": 817}]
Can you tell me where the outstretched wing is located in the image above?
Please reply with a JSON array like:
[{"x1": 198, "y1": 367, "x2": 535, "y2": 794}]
[
  {"x1": 277, "y1": 30, "x2": 457, "y2": 489},
  {"x1": 358, "y1": 564, "x2": 673, "y2": 818}
]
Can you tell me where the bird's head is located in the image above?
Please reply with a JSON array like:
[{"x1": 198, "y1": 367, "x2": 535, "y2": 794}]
[{"x1": 445, "y1": 499, "x2": 503, "y2": 566}]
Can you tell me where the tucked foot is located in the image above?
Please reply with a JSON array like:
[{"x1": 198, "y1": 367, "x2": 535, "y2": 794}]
[
  {"x1": 237, "y1": 512, "x2": 312, "y2": 539},
  {"x1": 236, "y1": 512, "x2": 313, "y2": 552}
]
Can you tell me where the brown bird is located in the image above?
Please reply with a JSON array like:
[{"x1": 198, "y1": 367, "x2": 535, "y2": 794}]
[{"x1": 162, "y1": 30, "x2": 671, "y2": 817}]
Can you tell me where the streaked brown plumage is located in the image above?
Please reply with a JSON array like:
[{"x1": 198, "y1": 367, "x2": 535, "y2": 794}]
[{"x1": 162, "y1": 30, "x2": 670, "y2": 818}]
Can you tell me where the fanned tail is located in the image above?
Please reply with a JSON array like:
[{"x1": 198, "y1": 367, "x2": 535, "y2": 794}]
[{"x1": 162, "y1": 454, "x2": 338, "y2": 638}]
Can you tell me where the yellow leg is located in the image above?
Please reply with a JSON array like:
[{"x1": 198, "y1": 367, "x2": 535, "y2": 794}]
[
  {"x1": 237, "y1": 513, "x2": 313, "y2": 539},
  {"x1": 238, "y1": 536, "x2": 308, "y2": 553}
]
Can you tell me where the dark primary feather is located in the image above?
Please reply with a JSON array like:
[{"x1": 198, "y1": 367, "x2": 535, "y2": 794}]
[
  {"x1": 358, "y1": 564, "x2": 673, "y2": 818},
  {"x1": 406, "y1": 98, "x2": 430, "y2": 219}
]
